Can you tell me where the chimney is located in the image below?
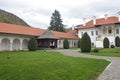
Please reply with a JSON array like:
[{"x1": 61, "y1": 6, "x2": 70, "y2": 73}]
[
  {"x1": 72, "y1": 25, "x2": 75, "y2": 30},
  {"x1": 117, "y1": 11, "x2": 120, "y2": 22},
  {"x1": 83, "y1": 18, "x2": 86, "y2": 26},
  {"x1": 104, "y1": 14, "x2": 108, "y2": 20},
  {"x1": 92, "y1": 16, "x2": 96, "y2": 25}
]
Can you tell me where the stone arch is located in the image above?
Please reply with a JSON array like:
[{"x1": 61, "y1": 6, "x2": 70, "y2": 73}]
[
  {"x1": 1, "y1": 38, "x2": 10, "y2": 51},
  {"x1": 13, "y1": 38, "x2": 20, "y2": 50},
  {"x1": 22, "y1": 39, "x2": 28, "y2": 50}
]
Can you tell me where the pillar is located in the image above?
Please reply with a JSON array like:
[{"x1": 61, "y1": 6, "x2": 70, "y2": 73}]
[{"x1": 10, "y1": 38, "x2": 13, "y2": 51}]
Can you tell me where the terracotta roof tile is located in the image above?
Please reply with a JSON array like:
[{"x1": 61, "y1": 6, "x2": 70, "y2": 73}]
[
  {"x1": 78, "y1": 16, "x2": 120, "y2": 29},
  {"x1": 67, "y1": 30, "x2": 77, "y2": 34},
  {"x1": 0, "y1": 22, "x2": 78, "y2": 39},
  {"x1": 0, "y1": 22, "x2": 45, "y2": 36},
  {"x1": 85, "y1": 20, "x2": 94, "y2": 28},
  {"x1": 105, "y1": 16, "x2": 119, "y2": 24},
  {"x1": 96, "y1": 18, "x2": 105, "y2": 25},
  {"x1": 51, "y1": 31, "x2": 79, "y2": 39}
]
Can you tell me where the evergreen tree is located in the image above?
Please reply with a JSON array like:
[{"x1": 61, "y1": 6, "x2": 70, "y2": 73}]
[
  {"x1": 48, "y1": 10, "x2": 65, "y2": 32},
  {"x1": 28, "y1": 37, "x2": 38, "y2": 51},
  {"x1": 115, "y1": 36, "x2": 120, "y2": 47},
  {"x1": 103, "y1": 37, "x2": 109, "y2": 48},
  {"x1": 63, "y1": 39, "x2": 69, "y2": 49},
  {"x1": 78, "y1": 39, "x2": 81, "y2": 48},
  {"x1": 81, "y1": 32, "x2": 91, "y2": 52}
]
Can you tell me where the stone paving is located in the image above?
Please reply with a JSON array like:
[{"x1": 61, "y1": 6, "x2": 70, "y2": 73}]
[{"x1": 54, "y1": 49, "x2": 120, "y2": 80}]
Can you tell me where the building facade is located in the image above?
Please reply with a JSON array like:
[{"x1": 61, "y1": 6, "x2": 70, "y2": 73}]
[
  {"x1": 77, "y1": 16, "x2": 120, "y2": 48},
  {"x1": 0, "y1": 22, "x2": 78, "y2": 51}
]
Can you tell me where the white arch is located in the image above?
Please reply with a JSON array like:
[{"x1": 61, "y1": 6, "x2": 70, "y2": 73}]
[
  {"x1": 13, "y1": 38, "x2": 20, "y2": 50},
  {"x1": 22, "y1": 39, "x2": 28, "y2": 50},
  {"x1": 1, "y1": 38, "x2": 10, "y2": 51}
]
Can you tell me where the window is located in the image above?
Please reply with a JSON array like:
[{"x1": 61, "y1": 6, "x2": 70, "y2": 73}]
[
  {"x1": 96, "y1": 31, "x2": 98, "y2": 35},
  {"x1": 91, "y1": 31, "x2": 94, "y2": 36},
  {"x1": 108, "y1": 27, "x2": 112, "y2": 34},
  {"x1": 116, "y1": 29, "x2": 119, "y2": 34},
  {"x1": 108, "y1": 29, "x2": 112, "y2": 34}
]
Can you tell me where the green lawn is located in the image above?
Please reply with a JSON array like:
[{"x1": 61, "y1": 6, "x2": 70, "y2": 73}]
[
  {"x1": 0, "y1": 51, "x2": 109, "y2": 80},
  {"x1": 89, "y1": 48, "x2": 120, "y2": 57}
]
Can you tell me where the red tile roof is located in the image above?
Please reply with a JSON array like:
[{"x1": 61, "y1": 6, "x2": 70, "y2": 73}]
[
  {"x1": 51, "y1": 31, "x2": 78, "y2": 39},
  {"x1": 0, "y1": 22, "x2": 78, "y2": 39},
  {"x1": 78, "y1": 16, "x2": 120, "y2": 29},
  {"x1": 67, "y1": 30, "x2": 77, "y2": 35},
  {"x1": 0, "y1": 22, "x2": 45, "y2": 36}
]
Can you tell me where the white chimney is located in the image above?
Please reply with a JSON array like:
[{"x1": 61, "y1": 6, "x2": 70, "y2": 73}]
[
  {"x1": 117, "y1": 11, "x2": 120, "y2": 22},
  {"x1": 92, "y1": 16, "x2": 96, "y2": 25},
  {"x1": 83, "y1": 18, "x2": 86, "y2": 26},
  {"x1": 104, "y1": 14, "x2": 108, "y2": 20},
  {"x1": 72, "y1": 25, "x2": 74, "y2": 30}
]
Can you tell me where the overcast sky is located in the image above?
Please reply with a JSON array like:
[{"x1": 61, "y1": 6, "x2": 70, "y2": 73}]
[{"x1": 0, "y1": 0, "x2": 120, "y2": 29}]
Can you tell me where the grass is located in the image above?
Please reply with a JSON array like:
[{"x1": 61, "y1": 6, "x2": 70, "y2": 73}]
[
  {"x1": 89, "y1": 48, "x2": 120, "y2": 57},
  {"x1": 69, "y1": 47, "x2": 80, "y2": 50},
  {"x1": 0, "y1": 50, "x2": 109, "y2": 80}
]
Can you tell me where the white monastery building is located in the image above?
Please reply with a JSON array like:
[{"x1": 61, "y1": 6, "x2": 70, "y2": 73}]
[{"x1": 77, "y1": 16, "x2": 120, "y2": 48}]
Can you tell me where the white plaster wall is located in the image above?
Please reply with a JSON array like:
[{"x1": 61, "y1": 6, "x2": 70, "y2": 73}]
[
  {"x1": 57, "y1": 39, "x2": 63, "y2": 48},
  {"x1": 96, "y1": 41, "x2": 103, "y2": 48},
  {"x1": 78, "y1": 27, "x2": 99, "y2": 46},
  {"x1": 78, "y1": 24, "x2": 120, "y2": 48},
  {"x1": 57, "y1": 39, "x2": 78, "y2": 48},
  {"x1": 0, "y1": 33, "x2": 31, "y2": 51}
]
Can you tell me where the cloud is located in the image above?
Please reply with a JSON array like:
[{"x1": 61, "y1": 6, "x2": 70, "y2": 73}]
[{"x1": 0, "y1": 0, "x2": 120, "y2": 29}]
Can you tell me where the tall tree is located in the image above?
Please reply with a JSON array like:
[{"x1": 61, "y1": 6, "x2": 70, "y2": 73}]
[{"x1": 48, "y1": 10, "x2": 65, "y2": 32}]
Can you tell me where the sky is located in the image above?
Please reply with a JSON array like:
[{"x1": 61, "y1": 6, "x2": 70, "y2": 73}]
[{"x1": 0, "y1": 0, "x2": 120, "y2": 29}]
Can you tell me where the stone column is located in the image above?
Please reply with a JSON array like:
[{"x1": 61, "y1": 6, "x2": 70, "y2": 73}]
[
  {"x1": 20, "y1": 39, "x2": 23, "y2": 50},
  {"x1": 10, "y1": 38, "x2": 13, "y2": 51}
]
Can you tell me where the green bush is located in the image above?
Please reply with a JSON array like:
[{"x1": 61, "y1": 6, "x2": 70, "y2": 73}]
[
  {"x1": 103, "y1": 37, "x2": 109, "y2": 48},
  {"x1": 93, "y1": 48, "x2": 99, "y2": 53},
  {"x1": 28, "y1": 37, "x2": 38, "y2": 51},
  {"x1": 111, "y1": 45, "x2": 115, "y2": 48},
  {"x1": 77, "y1": 39, "x2": 81, "y2": 48},
  {"x1": 63, "y1": 39, "x2": 69, "y2": 49},
  {"x1": 115, "y1": 36, "x2": 120, "y2": 47},
  {"x1": 81, "y1": 32, "x2": 91, "y2": 52}
]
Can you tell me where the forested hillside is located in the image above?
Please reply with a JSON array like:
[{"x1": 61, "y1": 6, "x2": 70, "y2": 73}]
[{"x1": 0, "y1": 9, "x2": 30, "y2": 26}]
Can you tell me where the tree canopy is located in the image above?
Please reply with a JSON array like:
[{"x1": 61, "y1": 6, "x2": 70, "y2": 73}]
[
  {"x1": 48, "y1": 10, "x2": 65, "y2": 32},
  {"x1": 81, "y1": 32, "x2": 91, "y2": 52}
]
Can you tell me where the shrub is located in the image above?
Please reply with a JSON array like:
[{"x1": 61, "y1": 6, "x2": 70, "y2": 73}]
[
  {"x1": 115, "y1": 36, "x2": 120, "y2": 47},
  {"x1": 63, "y1": 39, "x2": 69, "y2": 49},
  {"x1": 111, "y1": 45, "x2": 115, "y2": 48},
  {"x1": 28, "y1": 37, "x2": 38, "y2": 51},
  {"x1": 93, "y1": 48, "x2": 99, "y2": 53},
  {"x1": 103, "y1": 37, "x2": 109, "y2": 48},
  {"x1": 77, "y1": 39, "x2": 81, "y2": 48},
  {"x1": 81, "y1": 32, "x2": 91, "y2": 52}
]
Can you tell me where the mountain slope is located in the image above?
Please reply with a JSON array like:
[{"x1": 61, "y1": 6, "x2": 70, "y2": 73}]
[{"x1": 0, "y1": 9, "x2": 30, "y2": 26}]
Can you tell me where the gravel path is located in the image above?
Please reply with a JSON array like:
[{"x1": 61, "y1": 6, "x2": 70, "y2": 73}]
[{"x1": 54, "y1": 49, "x2": 120, "y2": 80}]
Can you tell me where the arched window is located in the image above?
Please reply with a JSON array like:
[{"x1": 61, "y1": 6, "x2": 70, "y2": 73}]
[
  {"x1": 22, "y1": 39, "x2": 28, "y2": 50},
  {"x1": 1, "y1": 38, "x2": 10, "y2": 51},
  {"x1": 13, "y1": 38, "x2": 20, "y2": 50}
]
